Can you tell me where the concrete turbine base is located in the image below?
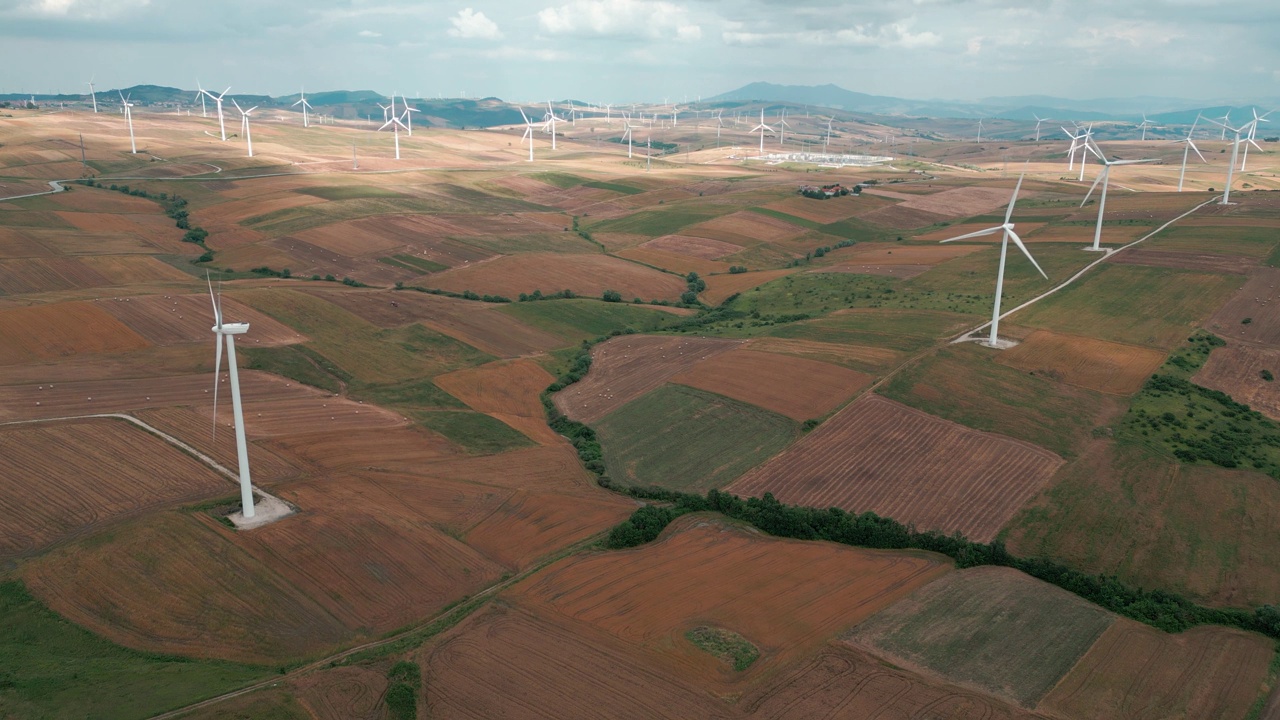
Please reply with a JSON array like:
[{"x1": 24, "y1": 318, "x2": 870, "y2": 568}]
[
  {"x1": 976, "y1": 336, "x2": 1021, "y2": 350},
  {"x1": 229, "y1": 493, "x2": 295, "y2": 530},
  {"x1": 1082, "y1": 246, "x2": 1113, "y2": 254}
]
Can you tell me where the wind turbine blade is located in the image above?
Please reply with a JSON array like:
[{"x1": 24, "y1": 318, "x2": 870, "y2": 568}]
[
  {"x1": 1004, "y1": 172, "x2": 1026, "y2": 225},
  {"x1": 1081, "y1": 167, "x2": 1107, "y2": 206},
  {"x1": 1110, "y1": 158, "x2": 1159, "y2": 165},
  {"x1": 1008, "y1": 230, "x2": 1047, "y2": 279},
  {"x1": 1189, "y1": 140, "x2": 1207, "y2": 164},
  {"x1": 939, "y1": 226, "x2": 1003, "y2": 243},
  {"x1": 1248, "y1": 137, "x2": 1264, "y2": 151},
  {"x1": 206, "y1": 272, "x2": 222, "y2": 327}
]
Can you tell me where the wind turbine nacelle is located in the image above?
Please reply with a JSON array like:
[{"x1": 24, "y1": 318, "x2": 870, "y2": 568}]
[{"x1": 214, "y1": 322, "x2": 250, "y2": 335}]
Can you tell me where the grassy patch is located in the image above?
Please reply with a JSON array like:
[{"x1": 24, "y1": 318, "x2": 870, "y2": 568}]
[
  {"x1": 411, "y1": 410, "x2": 534, "y2": 454},
  {"x1": 1154, "y1": 225, "x2": 1280, "y2": 259},
  {"x1": 379, "y1": 254, "x2": 449, "y2": 274},
  {"x1": 294, "y1": 185, "x2": 407, "y2": 201},
  {"x1": 762, "y1": 309, "x2": 970, "y2": 352},
  {"x1": 588, "y1": 206, "x2": 730, "y2": 237},
  {"x1": 746, "y1": 206, "x2": 823, "y2": 231},
  {"x1": 352, "y1": 378, "x2": 467, "y2": 410},
  {"x1": 595, "y1": 384, "x2": 796, "y2": 492},
  {"x1": 384, "y1": 661, "x2": 421, "y2": 720},
  {"x1": 241, "y1": 345, "x2": 343, "y2": 393},
  {"x1": 455, "y1": 232, "x2": 599, "y2": 255},
  {"x1": 530, "y1": 171, "x2": 586, "y2": 189},
  {"x1": 498, "y1": 299, "x2": 681, "y2": 343},
  {"x1": 582, "y1": 180, "x2": 644, "y2": 195},
  {"x1": 685, "y1": 626, "x2": 760, "y2": 671},
  {"x1": 0, "y1": 580, "x2": 267, "y2": 720}
]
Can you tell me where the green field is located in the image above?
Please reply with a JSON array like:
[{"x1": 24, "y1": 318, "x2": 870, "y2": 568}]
[
  {"x1": 179, "y1": 688, "x2": 310, "y2": 720},
  {"x1": 241, "y1": 345, "x2": 344, "y2": 394},
  {"x1": 587, "y1": 205, "x2": 730, "y2": 237},
  {"x1": 685, "y1": 626, "x2": 759, "y2": 671},
  {"x1": 498, "y1": 299, "x2": 682, "y2": 343},
  {"x1": 1151, "y1": 225, "x2": 1280, "y2": 259},
  {"x1": 411, "y1": 410, "x2": 535, "y2": 454},
  {"x1": 879, "y1": 343, "x2": 1114, "y2": 456},
  {"x1": 0, "y1": 580, "x2": 266, "y2": 720},
  {"x1": 763, "y1": 308, "x2": 972, "y2": 352},
  {"x1": 294, "y1": 185, "x2": 407, "y2": 201},
  {"x1": 582, "y1": 180, "x2": 644, "y2": 195},
  {"x1": 1013, "y1": 264, "x2": 1239, "y2": 349},
  {"x1": 352, "y1": 378, "x2": 468, "y2": 411},
  {"x1": 529, "y1": 171, "x2": 586, "y2": 189},
  {"x1": 851, "y1": 567, "x2": 1115, "y2": 707},
  {"x1": 595, "y1": 384, "x2": 796, "y2": 491}
]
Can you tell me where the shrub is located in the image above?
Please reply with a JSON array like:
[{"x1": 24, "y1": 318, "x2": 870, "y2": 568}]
[{"x1": 602, "y1": 289, "x2": 622, "y2": 303}]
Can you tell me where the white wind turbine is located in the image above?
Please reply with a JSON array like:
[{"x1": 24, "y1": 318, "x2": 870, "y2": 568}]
[
  {"x1": 1137, "y1": 113, "x2": 1155, "y2": 141},
  {"x1": 119, "y1": 91, "x2": 137, "y2": 154},
  {"x1": 200, "y1": 85, "x2": 231, "y2": 141},
  {"x1": 1204, "y1": 116, "x2": 1254, "y2": 204},
  {"x1": 824, "y1": 116, "x2": 833, "y2": 152},
  {"x1": 1217, "y1": 110, "x2": 1231, "y2": 141},
  {"x1": 939, "y1": 172, "x2": 1047, "y2": 348},
  {"x1": 207, "y1": 275, "x2": 256, "y2": 520},
  {"x1": 778, "y1": 109, "x2": 792, "y2": 145},
  {"x1": 233, "y1": 99, "x2": 257, "y2": 157},
  {"x1": 519, "y1": 107, "x2": 537, "y2": 162},
  {"x1": 1032, "y1": 114, "x2": 1049, "y2": 141},
  {"x1": 544, "y1": 101, "x2": 559, "y2": 150},
  {"x1": 751, "y1": 109, "x2": 774, "y2": 156},
  {"x1": 1173, "y1": 116, "x2": 1207, "y2": 192},
  {"x1": 976, "y1": 118, "x2": 984, "y2": 143},
  {"x1": 622, "y1": 114, "x2": 635, "y2": 158},
  {"x1": 1240, "y1": 108, "x2": 1270, "y2": 172},
  {"x1": 378, "y1": 96, "x2": 408, "y2": 160},
  {"x1": 400, "y1": 96, "x2": 419, "y2": 136},
  {"x1": 1079, "y1": 138, "x2": 1158, "y2": 251},
  {"x1": 86, "y1": 76, "x2": 98, "y2": 113},
  {"x1": 293, "y1": 88, "x2": 313, "y2": 128},
  {"x1": 715, "y1": 110, "x2": 724, "y2": 140}
]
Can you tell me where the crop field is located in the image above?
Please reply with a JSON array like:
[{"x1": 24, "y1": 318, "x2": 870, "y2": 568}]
[
  {"x1": 683, "y1": 210, "x2": 805, "y2": 245},
  {"x1": 94, "y1": 293, "x2": 304, "y2": 346},
  {"x1": 24, "y1": 513, "x2": 351, "y2": 664},
  {"x1": 702, "y1": 268, "x2": 798, "y2": 305},
  {"x1": 498, "y1": 298, "x2": 690, "y2": 343},
  {"x1": 762, "y1": 195, "x2": 886, "y2": 224},
  {"x1": 264, "y1": 236, "x2": 419, "y2": 287},
  {"x1": 0, "y1": 419, "x2": 230, "y2": 559},
  {"x1": 1108, "y1": 247, "x2": 1258, "y2": 274},
  {"x1": 743, "y1": 336, "x2": 903, "y2": 373},
  {"x1": 1205, "y1": 267, "x2": 1280, "y2": 345},
  {"x1": 428, "y1": 252, "x2": 688, "y2": 301},
  {"x1": 1193, "y1": 342, "x2": 1280, "y2": 419},
  {"x1": 1040, "y1": 620, "x2": 1272, "y2": 720},
  {"x1": 1149, "y1": 224, "x2": 1280, "y2": 259},
  {"x1": 587, "y1": 205, "x2": 732, "y2": 237},
  {"x1": 728, "y1": 395, "x2": 1063, "y2": 542},
  {"x1": 1019, "y1": 222, "x2": 1154, "y2": 244},
  {"x1": 0, "y1": 301, "x2": 150, "y2": 365},
  {"x1": 1013, "y1": 264, "x2": 1240, "y2": 349},
  {"x1": 463, "y1": 489, "x2": 635, "y2": 570},
  {"x1": 514, "y1": 518, "x2": 950, "y2": 690},
  {"x1": 435, "y1": 358, "x2": 559, "y2": 445},
  {"x1": 826, "y1": 241, "x2": 987, "y2": 266},
  {"x1": 0, "y1": 257, "x2": 114, "y2": 294},
  {"x1": 286, "y1": 219, "x2": 407, "y2": 256},
  {"x1": 292, "y1": 666, "x2": 388, "y2": 720},
  {"x1": 132, "y1": 407, "x2": 301, "y2": 485},
  {"x1": 640, "y1": 234, "x2": 743, "y2": 260},
  {"x1": 850, "y1": 567, "x2": 1116, "y2": 708},
  {"x1": 597, "y1": 385, "x2": 797, "y2": 491},
  {"x1": 857, "y1": 203, "x2": 949, "y2": 229},
  {"x1": 615, "y1": 246, "x2": 733, "y2": 276},
  {"x1": 995, "y1": 329, "x2": 1166, "y2": 395},
  {"x1": 266, "y1": 426, "x2": 457, "y2": 473},
  {"x1": 553, "y1": 335, "x2": 741, "y2": 422},
  {"x1": 671, "y1": 348, "x2": 870, "y2": 420}
]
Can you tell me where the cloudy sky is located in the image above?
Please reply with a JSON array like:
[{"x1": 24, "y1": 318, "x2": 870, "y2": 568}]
[{"x1": 1, "y1": 0, "x2": 1277, "y2": 103}]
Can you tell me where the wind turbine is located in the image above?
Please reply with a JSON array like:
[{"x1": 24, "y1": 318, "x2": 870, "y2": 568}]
[
  {"x1": 622, "y1": 114, "x2": 635, "y2": 158},
  {"x1": 1032, "y1": 114, "x2": 1049, "y2": 142},
  {"x1": 1240, "y1": 108, "x2": 1270, "y2": 172},
  {"x1": 378, "y1": 96, "x2": 408, "y2": 160},
  {"x1": 1138, "y1": 113, "x2": 1155, "y2": 141},
  {"x1": 1079, "y1": 139, "x2": 1158, "y2": 251},
  {"x1": 544, "y1": 101, "x2": 559, "y2": 150},
  {"x1": 976, "y1": 118, "x2": 984, "y2": 143},
  {"x1": 715, "y1": 110, "x2": 724, "y2": 141},
  {"x1": 778, "y1": 109, "x2": 792, "y2": 145},
  {"x1": 751, "y1": 109, "x2": 774, "y2": 156},
  {"x1": 207, "y1": 275, "x2": 257, "y2": 520},
  {"x1": 400, "y1": 96, "x2": 419, "y2": 136},
  {"x1": 824, "y1": 116, "x2": 833, "y2": 153},
  {"x1": 200, "y1": 85, "x2": 231, "y2": 141},
  {"x1": 1204, "y1": 116, "x2": 1254, "y2": 204},
  {"x1": 119, "y1": 91, "x2": 137, "y2": 154},
  {"x1": 1172, "y1": 116, "x2": 1207, "y2": 192},
  {"x1": 293, "y1": 88, "x2": 313, "y2": 128},
  {"x1": 233, "y1": 99, "x2": 257, "y2": 157},
  {"x1": 86, "y1": 76, "x2": 98, "y2": 113},
  {"x1": 519, "y1": 107, "x2": 536, "y2": 162},
  {"x1": 939, "y1": 172, "x2": 1047, "y2": 348},
  {"x1": 1217, "y1": 110, "x2": 1231, "y2": 141}
]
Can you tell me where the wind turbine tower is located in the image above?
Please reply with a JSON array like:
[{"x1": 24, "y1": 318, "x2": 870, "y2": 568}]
[
  {"x1": 233, "y1": 99, "x2": 258, "y2": 157},
  {"x1": 1173, "y1": 116, "x2": 1207, "y2": 192},
  {"x1": 751, "y1": 109, "x2": 774, "y2": 156},
  {"x1": 1032, "y1": 114, "x2": 1049, "y2": 142},
  {"x1": 976, "y1": 118, "x2": 984, "y2": 143},
  {"x1": 200, "y1": 85, "x2": 231, "y2": 141},
  {"x1": 293, "y1": 88, "x2": 313, "y2": 128},
  {"x1": 544, "y1": 101, "x2": 559, "y2": 151},
  {"x1": 778, "y1": 109, "x2": 792, "y2": 146},
  {"x1": 119, "y1": 91, "x2": 137, "y2": 154},
  {"x1": 400, "y1": 95, "x2": 420, "y2": 136},
  {"x1": 1138, "y1": 114, "x2": 1154, "y2": 141},
  {"x1": 520, "y1": 108, "x2": 537, "y2": 162},
  {"x1": 622, "y1": 114, "x2": 635, "y2": 158},
  {"x1": 86, "y1": 77, "x2": 98, "y2": 113},
  {"x1": 1080, "y1": 138, "x2": 1158, "y2": 251},
  {"x1": 1205, "y1": 116, "x2": 1253, "y2": 204},
  {"x1": 378, "y1": 96, "x2": 408, "y2": 160},
  {"x1": 207, "y1": 277, "x2": 256, "y2": 520}
]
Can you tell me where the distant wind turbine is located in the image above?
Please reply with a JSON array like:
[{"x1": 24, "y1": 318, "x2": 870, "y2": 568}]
[
  {"x1": 1032, "y1": 114, "x2": 1049, "y2": 142},
  {"x1": 119, "y1": 91, "x2": 136, "y2": 154},
  {"x1": 400, "y1": 96, "x2": 419, "y2": 136},
  {"x1": 1204, "y1": 115, "x2": 1254, "y2": 204},
  {"x1": 232, "y1": 99, "x2": 257, "y2": 157},
  {"x1": 1137, "y1": 113, "x2": 1155, "y2": 141},
  {"x1": 1080, "y1": 139, "x2": 1158, "y2": 251},
  {"x1": 544, "y1": 101, "x2": 560, "y2": 151},
  {"x1": 939, "y1": 171, "x2": 1047, "y2": 348},
  {"x1": 778, "y1": 109, "x2": 792, "y2": 146},
  {"x1": 1240, "y1": 108, "x2": 1270, "y2": 172},
  {"x1": 824, "y1": 116, "x2": 833, "y2": 152},
  {"x1": 378, "y1": 96, "x2": 408, "y2": 160},
  {"x1": 1172, "y1": 116, "x2": 1207, "y2": 192},
  {"x1": 519, "y1": 107, "x2": 536, "y2": 162},
  {"x1": 976, "y1": 118, "x2": 984, "y2": 143},
  {"x1": 86, "y1": 76, "x2": 98, "y2": 113},
  {"x1": 751, "y1": 109, "x2": 774, "y2": 156},
  {"x1": 293, "y1": 88, "x2": 313, "y2": 128},
  {"x1": 622, "y1": 114, "x2": 635, "y2": 158},
  {"x1": 199, "y1": 84, "x2": 231, "y2": 141},
  {"x1": 207, "y1": 275, "x2": 257, "y2": 520}
]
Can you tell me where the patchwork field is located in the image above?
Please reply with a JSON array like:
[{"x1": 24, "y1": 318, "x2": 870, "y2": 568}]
[
  {"x1": 684, "y1": 210, "x2": 804, "y2": 245},
  {"x1": 434, "y1": 358, "x2": 559, "y2": 444},
  {"x1": 702, "y1": 268, "x2": 797, "y2": 305},
  {"x1": 728, "y1": 395, "x2": 1064, "y2": 543},
  {"x1": 95, "y1": 293, "x2": 304, "y2": 347},
  {"x1": 995, "y1": 329, "x2": 1167, "y2": 395},
  {"x1": 428, "y1": 252, "x2": 688, "y2": 301},
  {"x1": 0, "y1": 302, "x2": 149, "y2": 365},
  {"x1": 850, "y1": 566, "x2": 1115, "y2": 708},
  {"x1": 640, "y1": 234, "x2": 743, "y2": 260},
  {"x1": 671, "y1": 348, "x2": 870, "y2": 420},
  {"x1": 1205, "y1": 267, "x2": 1280, "y2": 345},
  {"x1": 1193, "y1": 342, "x2": 1280, "y2": 419},
  {"x1": 1108, "y1": 247, "x2": 1258, "y2": 274}
]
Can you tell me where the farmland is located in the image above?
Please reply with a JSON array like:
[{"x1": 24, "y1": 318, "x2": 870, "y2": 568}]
[
  {"x1": 429, "y1": 252, "x2": 689, "y2": 301},
  {"x1": 670, "y1": 348, "x2": 871, "y2": 420},
  {"x1": 727, "y1": 395, "x2": 1064, "y2": 543},
  {"x1": 994, "y1": 329, "x2": 1167, "y2": 396},
  {"x1": 1193, "y1": 341, "x2": 1280, "y2": 419}
]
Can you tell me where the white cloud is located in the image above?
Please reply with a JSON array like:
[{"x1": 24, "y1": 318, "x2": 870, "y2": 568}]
[
  {"x1": 538, "y1": 0, "x2": 701, "y2": 41},
  {"x1": 358, "y1": 29, "x2": 382, "y2": 38},
  {"x1": 448, "y1": 8, "x2": 502, "y2": 40},
  {"x1": 18, "y1": 0, "x2": 148, "y2": 18},
  {"x1": 723, "y1": 22, "x2": 940, "y2": 50}
]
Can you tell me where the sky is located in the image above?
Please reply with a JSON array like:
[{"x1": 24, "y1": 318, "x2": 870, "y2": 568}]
[{"x1": 1, "y1": 0, "x2": 1277, "y2": 104}]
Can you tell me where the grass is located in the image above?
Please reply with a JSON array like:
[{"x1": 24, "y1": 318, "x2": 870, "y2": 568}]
[
  {"x1": 352, "y1": 378, "x2": 468, "y2": 410},
  {"x1": 879, "y1": 343, "x2": 1114, "y2": 457},
  {"x1": 1153, "y1": 225, "x2": 1280, "y2": 259},
  {"x1": 498, "y1": 299, "x2": 682, "y2": 343},
  {"x1": 241, "y1": 345, "x2": 343, "y2": 394},
  {"x1": 582, "y1": 180, "x2": 644, "y2": 195},
  {"x1": 746, "y1": 206, "x2": 823, "y2": 231},
  {"x1": 684, "y1": 626, "x2": 760, "y2": 671},
  {"x1": 294, "y1": 186, "x2": 407, "y2": 201},
  {"x1": 853, "y1": 569, "x2": 1115, "y2": 707},
  {"x1": 0, "y1": 580, "x2": 268, "y2": 720},
  {"x1": 761, "y1": 308, "x2": 971, "y2": 352},
  {"x1": 1013, "y1": 264, "x2": 1240, "y2": 349},
  {"x1": 529, "y1": 171, "x2": 586, "y2": 189},
  {"x1": 379, "y1": 254, "x2": 448, "y2": 273},
  {"x1": 411, "y1": 410, "x2": 534, "y2": 454},
  {"x1": 241, "y1": 197, "x2": 454, "y2": 236},
  {"x1": 595, "y1": 384, "x2": 797, "y2": 492},
  {"x1": 588, "y1": 205, "x2": 730, "y2": 237}
]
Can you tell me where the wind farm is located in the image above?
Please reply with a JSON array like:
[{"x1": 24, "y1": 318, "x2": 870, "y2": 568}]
[{"x1": 1, "y1": 62, "x2": 1279, "y2": 720}]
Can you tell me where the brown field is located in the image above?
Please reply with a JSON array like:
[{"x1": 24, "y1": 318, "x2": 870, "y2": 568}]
[
  {"x1": 133, "y1": 406, "x2": 302, "y2": 485},
  {"x1": 1022, "y1": 223, "x2": 1153, "y2": 244},
  {"x1": 268, "y1": 426, "x2": 458, "y2": 472},
  {"x1": 0, "y1": 226, "x2": 53, "y2": 258},
  {"x1": 743, "y1": 337, "x2": 904, "y2": 372},
  {"x1": 0, "y1": 301, "x2": 150, "y2": 365},
  {"x1": 914, "y1": 222, "x2": 1049, "y2": 242},
  {"x1": 684, "y1": 211, "x2": 805, "y2": 245},
  {"x1": 850, "y1": 203, "x2": 948, "y2": 229},
  {"x1": 728, "y1": 395, "x2": 1064, "y2": 543},
  {"x1": 672, "y1": 348, "x2": 871, "y2": 420},
  {"x1": 811, "y1": 262, "x2": 932, "y2": 278},
  {"x1": 293, "y1": 666, "x2": 389, "y2": 720},
  {"x1": 513, "y1": 517, "x2": 950, "y2": 692},
  {"x1": 616, "y1": 246, "x2": 734, "y2": 276},
  {"x1": 1040, "y1": 620, "x2": 1271, "y2": 720},
  {"x1": 901, "y1": 186, "x2": 1020, "y2": 216},
  {"x1": 95, "y1": 293, "x2": 304, "y2": 346},
  {"x1": 24, "y1": 513, "x2": 350, "y2": 663},
  {"x1": 435, "y1": 358, "x2": 559, "y2": 444},
  {"x1": 552, "y1": 335, "x2": 743, "y2": 423},
  {"x1": 264, "y1": 237, "x2": 417, "y2": 287},
  {"x1": 55, "y1": 211, "x2": 179, "y2": 244},
  {"x1": 428, "y1": 252, "x2": 688, "y2": 301},
  {"x1": 826, "y1": 241, "x2": 987, "y2": 267},
  {"x1": 995, "y1": 329, "x2": 1166, "y2": 395},
  {"x1": 1206, "y1": 267, "x2": 1280, "y2": 345},
  {"x1": 397, "y1": 444, "x2": 601, "y2": 493},
  {"x1": 641, "y1": 234, "x2": 744, "y2": 260},
  {"x1": 0, "y1": 257, "x2": 111, "y2": 294},
  {"x1": 464, "y1": 489, "x2": 635, "y2": 570},
  {"x1": 741, "y1": 644, "x2": 1044, "y2": 720},
  {"x1": 0, "y1": 418, "x2": 230, "y2": 558},
  {"x1": 703, "y1": 268, "x2": 797, "y2": 305},
  {"x1": 1108, "y1": 248, "x2": 1258, "y2": 274},
  {"x1": 1194, "y1": 342, "x2": 1280, "y2": 420},
  {"x1": 764, "y1": 195, "x2": 883, "y2": 224},
  {"x1": 40, "y1": 186, "x2": 160, "y2": 213},
  {"x1": 287, "y1": 220, "x2": 406, "y2": 257},
  {"x1": 79, "y1": 255, "x2": 193, "y2": 285},
  {"x1": 198, "y1": 193, "x2": 325, "y2": 225}
]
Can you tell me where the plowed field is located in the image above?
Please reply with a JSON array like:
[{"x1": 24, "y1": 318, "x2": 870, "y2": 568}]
[
  {"x1": 1108, "y1": 248, "x2": 1257, "y2": 274},
  {"x1": 743, "y1": 337, "x2": 903, "y2": 373},
  {"x1": 824, "y1": 242, "x2": 985, "y2": 266},
  {"x1": 435, "y1": 358, "x2": 559, "y2": 444},
  {"x1": 0, "y1": 257, "x2": 110, "y2": 294},
  {"x1": 404, "y1": 444, "x2": 600, "y2": 492},
  {"x1": 293, "y1": 666, "x2": 388, "y2": 720},
  {"x1": 1194, "y1": 342, "x2": 1280, "y2": 420},
  {"x1": 672, "y1": 349, "x2": 870, "y2": 420},
  {"x1": 615, "y1": 247, "x2": 732, "y2": 276},
  {"x1": 1041, "y1": 620, "x2": 1272, "y2": 720},
  {"x1": 463, "y1": 489, "x2": 635, "y2": 570},
  {"x1": 95, "y1": 294, "x2": 304, "y2": 346},
  {"x1": 702, "y1": 269, "x2": 797, "y2": 306},
  {"x1": 914, "y1": 222, "x2": 1049, "y2": 242},
  {"x1": 995, "y1": 329, "x2": 1166, "y2": 395},
  {"x1": 287, "y1": 220, "x2": 405, "y2": 256},
  {"x1": 764, "y1": 195, "x2": 881, "y2": 224},
  {"x1": 552, "y1": 335, "x2": 742, "y2": 423},
  {"x1": 857, "y1": 205, "x2": 948, "y2": 229},
  {"x1": 1206, "y1": 267, "x2": 1280, "y2": 346},
  {"x1": 684, "y1": 211, "x2": 804, "y2": 245},
  {"x1": 428, "y1": 253, "x2": 687, "y2": 301},
  {"x1": 0, "y1": 302, "x2": 149, "y2": 365},
  {"x1": 23, "y1": 513, "x2": 350, "y2": 664},
  {"x1": 268, "y1": 426, "x2": 459, "y2": 473},
  {"x1": 132, "y1": 406, "x2": 302, "y2": 485},
  {"x1": 640, "y1": 234, "x2": 743, "y2": 260},
  {"x1": 727, "y1": 395, "x2": 1064, "y2": 543},
  {"x1": 0, "y1": 418, "x2": 230, "y2": 558},
  {"x1": 515, "y1": 518, "x2": 949, "y2": 691}
]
